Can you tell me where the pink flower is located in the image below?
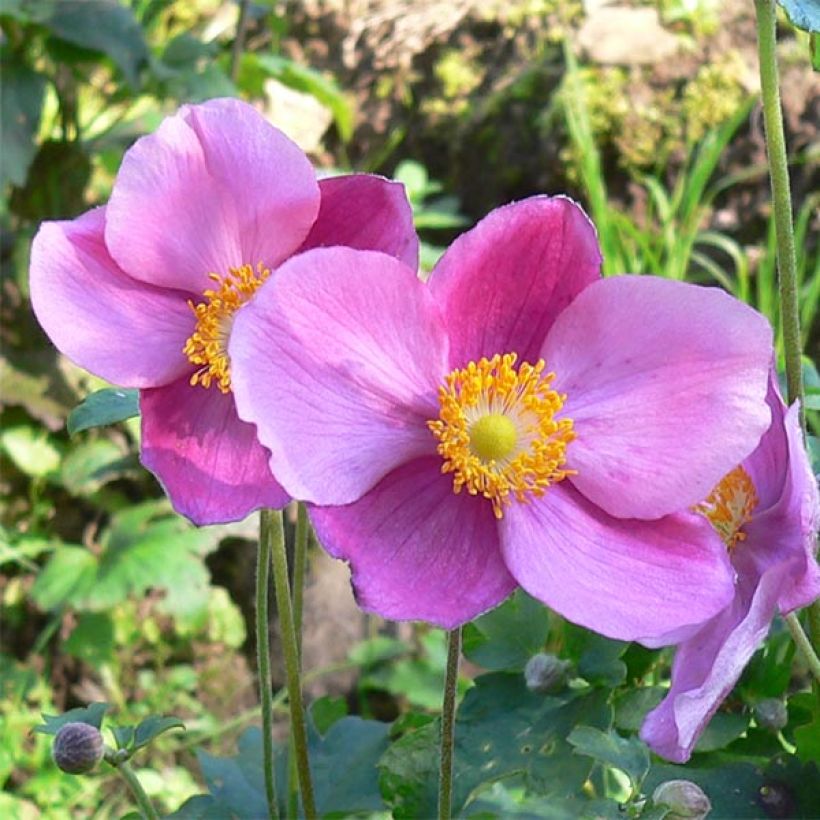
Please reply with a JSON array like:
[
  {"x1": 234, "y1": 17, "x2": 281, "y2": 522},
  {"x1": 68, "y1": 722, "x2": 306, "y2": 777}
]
[
  {"x1": 640, "y1": 376, "x2": 820, "y2": 762},
  {"x1": 29, "y1": 98, "x2": 418, "y2": 525},
  {"x1": 229, "y1": 196, "x2": 774, "y2": 641}
]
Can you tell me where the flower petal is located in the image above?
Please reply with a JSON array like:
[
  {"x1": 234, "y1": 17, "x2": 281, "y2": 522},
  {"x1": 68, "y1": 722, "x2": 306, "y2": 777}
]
[
  {"x1": 29, "y1": 208, "x2": 195, "y2": 388},
  {"x1": 429, "y1": 196, "x2": 602, "y2": 368},
  {"x1": 543, "y1": 276, "x2": 772, "y2": 519},
  {"x1": 298, "y1": 174, "x2": 419, "y2": 270},
  {"x1": 309, "y1": 456, "x2": 516, "y2": 628},
  {"x1": 106, "y1": 98, "x2": 320, "y2": 293},
  {"x1": 499, "y1": 482, "x2": 735, "y2": 643},
  {"x1": 640, "y1": 567, "x2": 787, "y2": 763},
  {"x1": 230, "y1": 247, "x2": 448, "y2": 505},
  {"x1": 140, "y1": 377, "x2": 289, "y2": 525}
]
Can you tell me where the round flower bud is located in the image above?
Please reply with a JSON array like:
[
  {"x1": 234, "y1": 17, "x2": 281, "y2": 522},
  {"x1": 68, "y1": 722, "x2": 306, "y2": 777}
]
[
  {"x1": 52, "y1": 722, "x2": 104, "y2": 774},
  {"x1": 524, "y1": 653, "x2": 569, "y2": 693},
  {"x1": 652, "y1": 779, "x2": 712, "y2": 819},
  {"x1": 754, "y1": 698, "x2": 788, "y2": 732}
]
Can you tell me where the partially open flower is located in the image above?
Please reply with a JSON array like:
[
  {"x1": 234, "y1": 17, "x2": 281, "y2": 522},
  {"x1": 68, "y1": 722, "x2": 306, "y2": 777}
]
[
  {"x1": 30, "y1": 98, "x2": 417, "y2": 525},
  {"x1": 640, "y1": 377, "x2": 820, "y2": 762},
  {"x1": 230, "y1": 196, "x2": 773, "y2": 642},
  {"x1": 652, "y1": 779, "x2": 712, "y2": 819},
  {"x1": 53, "y1": 722, "x2": 104, "y2": 774}
]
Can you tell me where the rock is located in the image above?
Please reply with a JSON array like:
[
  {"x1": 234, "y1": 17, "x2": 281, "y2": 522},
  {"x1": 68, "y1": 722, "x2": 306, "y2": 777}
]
[{"x1": 578, "y1": 6, "x2": 681, "y2": 66}]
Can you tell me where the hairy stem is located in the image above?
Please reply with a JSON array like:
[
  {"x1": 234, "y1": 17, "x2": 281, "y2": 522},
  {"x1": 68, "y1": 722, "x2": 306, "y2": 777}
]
[
  {"x1": 108, "y1": 756, "x2": 159, "y2": 820},
  {"x1": 257, "y1": 510, "x2": 280, "y2": 820},
  {"x1": 438, "y1": 627, "x2": 462, "y2": 820},
  {"x1": 269, "y1": 507, "x2": 317, "y2": 818},
  {"x1": 785, "y1": 613, "x2": 820, "y2": 684}
]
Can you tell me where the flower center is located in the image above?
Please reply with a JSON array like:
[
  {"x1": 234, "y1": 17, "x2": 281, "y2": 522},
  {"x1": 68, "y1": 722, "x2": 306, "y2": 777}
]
[
  {"x1": 183, "y1": 262, "x2": 270, "y2": 393},
  {"x1": 694, "y1": 465, "x2": 758, "y2": 550},
  {"x1": 428, "y1": 353, "x2": 576, "y2": 519}
]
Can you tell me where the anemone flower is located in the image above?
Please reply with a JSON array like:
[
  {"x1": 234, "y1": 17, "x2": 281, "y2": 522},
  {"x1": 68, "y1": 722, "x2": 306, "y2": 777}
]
[
  {"x1": 30, "y1": 97, "x2": 418, "y2": 525},
  {"x1": 230, "y1": 195, "x2": 773, "y2": 642},
  {"x1": 640, "y1": 376, "x2": 820, "y2": 762}
]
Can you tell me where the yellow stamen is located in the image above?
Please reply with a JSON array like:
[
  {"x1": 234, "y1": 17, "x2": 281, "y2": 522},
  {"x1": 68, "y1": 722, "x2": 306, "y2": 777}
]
[
  {"x1": 183, "y1": 262, "x2": 270, "y2": 393},
  {"x1": 694, "y1": 466, "x2": 758, "y2": 550},
  {"x1": 428, "y1": 353, "x2": 576, "y2": 519}
]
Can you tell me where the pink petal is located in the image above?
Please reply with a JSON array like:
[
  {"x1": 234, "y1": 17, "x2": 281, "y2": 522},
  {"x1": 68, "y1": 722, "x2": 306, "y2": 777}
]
[
  {"x1": 29, "y1": 208, "x2": 195, "y2": 388},
  {"x1": 106, "y1": 98, "x2": 320, "y2": 293},
  {"x1": 543, "y1": 276, "x2": 772, "y2": 519},
  {"x1": 230, "y1": 247, "x2": 448, "y2": 506},
  {"x1": 309, "y1": 457, "x2": 516, "y2": 628},
  {"x1": 298, "y1": 174, "x2": 419, "y2": 270},
  {"x1": 140, "y1": 377, "x2": 289, "y2": 525},
  {"x1": 429, "y1": 196, "x2": 601, "y2": 368},
  {"x1": 499, "y1": 483, "x2": 735, "y2": 644},
  {"x1": 640, "y1": 568, "x2": 786, "y2": 763}
]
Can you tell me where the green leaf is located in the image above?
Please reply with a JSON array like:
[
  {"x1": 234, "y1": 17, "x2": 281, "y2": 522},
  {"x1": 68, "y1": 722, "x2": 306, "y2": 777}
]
[
  {"x1": 44, "y1": 0, "x2": 149, "y2": 87},
  {"x1": 60, "y1": 438, "x2": 136, "y2": 496},
  {"x1": 0, "y1": 62, "x2": 47, "y2": 187},
  {"x1": 31, "y1": 545, "x2": 97, "y2": 610},
  {"x1": 311, "y1": 695, "x2": 348, "y2": 735},
  {"x1": 111, "y1": 725, "x2": 135, "y2": 751},
  {"x1": 693, "y1": 711, "x2": 749, "y2": 753},
  {"x1": 35, "y1": 702, "x2": 109, "y2": 735},
  {"x1": 563, "y1": 624, "x2": 628, "y2": 687},
  {"x1": 613, "y1": 687, "x2": 665, "y2": 732},
  {"x1": 133, "y1": 715, "x2": 185, "y2": 750},
  {"x1": 380, "y1": 673, "x2": 612, "y2": 817},
  {"x1": 64, "y1": 612, "x2": 115, "y2": 668},
  {"x1": 311, "y1": 717, "x2": 389, "y2": 814},
  {"x1": 778, "y1": 0, "x2": 820, "y2": 32},
  {"x1": 0, "y1": 425, "x2": 61, "y2": 478},
  {"x1": 67, "y1": 388, "x2": 140, "y2": 435},
  {"x1": 462, "y1": 590, "x2": 551, "y2": 671},
  {"x1": 567, "y1": 726, "x2": 650, "y2": 790}
]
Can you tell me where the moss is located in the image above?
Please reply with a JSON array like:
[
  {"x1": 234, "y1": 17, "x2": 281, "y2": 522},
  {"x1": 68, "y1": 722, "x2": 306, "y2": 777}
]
[{"x1": 683, "y1": 52, "x2": 748, "y2": 142}]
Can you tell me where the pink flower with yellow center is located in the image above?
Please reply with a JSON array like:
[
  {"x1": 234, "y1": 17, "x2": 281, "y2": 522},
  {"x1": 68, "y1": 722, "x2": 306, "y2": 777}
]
[
  {"x1": 641, "y1": 376, "x2": 820, "y2": 762},
  {"x1": 29, "y1": 98, "x2": 418, "y2": 524},
  {"x1": 229, "y1": 196, "x2": 775, "y2": 642}
]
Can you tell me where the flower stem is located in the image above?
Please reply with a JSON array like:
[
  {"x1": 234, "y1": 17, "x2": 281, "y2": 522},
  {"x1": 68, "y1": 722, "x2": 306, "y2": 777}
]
[
  {"x1": 268, "y1": 507, "x2": 317, "y2": 818},
  {"x1": 257, "y1": 510, "x2": 280, "y2": 820},
  {"x1": 107, "y1": 756, "x2": 159, "y2": 820},
  {"x1": 438, "y1": 627, "x2": 462, "y2": 820},
  {"x1": 785, "y1": 613, "x2": 820, "y2": 684},
  {"x1": 754, "y1": 0, "x2": 805, "y2": 428}
]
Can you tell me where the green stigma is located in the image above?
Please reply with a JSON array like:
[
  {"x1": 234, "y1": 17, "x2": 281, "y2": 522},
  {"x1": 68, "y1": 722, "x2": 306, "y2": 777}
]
[{"x1": 469, "y1": 413, "x2": 518, "y2": 462}]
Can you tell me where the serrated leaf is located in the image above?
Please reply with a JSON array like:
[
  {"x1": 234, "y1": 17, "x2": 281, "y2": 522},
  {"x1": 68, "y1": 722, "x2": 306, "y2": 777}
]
[
  {"x1": 613, "y1": 687, "x2": 665, "y2": 732},
  {"x1": 133, "y1": 715, "x2": 185, "y2": 750},
  {"x1": 564, "y1": 623, "x2": 628, "y2": 687},
  {"x1": 67, "y1": 388, "x2": 140, "y2": 435},
  {"x1": 35, "y1": 702, "x2": 109, "y2": 735},
  {"x1": 31, "y1": 545, "x2": 97, "y2": 610},
  {"x1": 778, "y1": 0, "x2": 820, "y2": 32},
  {"x1": 111, "y1": 725, "x2": 135, "y2": 751},
  {"x1": 567, "y1": 726, "x2": 650, "y2": 790},
  {"x1": 0, "y1": 61, "x2": 47, "y2": 187},
  {"x1": 462, "y1": 590, "x2": 551, "y2": 671}
]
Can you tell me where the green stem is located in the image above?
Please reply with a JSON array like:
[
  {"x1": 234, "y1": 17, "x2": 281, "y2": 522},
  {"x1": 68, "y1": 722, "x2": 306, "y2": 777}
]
[
  {"x1": 111, "y1": 758, "x2": 159, "y2": 820},
  {"x1": 288, "y1": 503, "x2": 311, "y2": 816},
  {"x1": 785, "y1": 614, "x2": 820, "y2": 685},
  {"x1": 438, "y1": 627, "x2": 462, "y2": 820},
  {"x1": 268, "y1": 507, "x2": 317, "y2": 818},
  {"x1": 257, "y1": 510, "x2": 280, "y2": 820},
  {"x1": 754, "y1": 0, "x2": 804, "y2": 428}
]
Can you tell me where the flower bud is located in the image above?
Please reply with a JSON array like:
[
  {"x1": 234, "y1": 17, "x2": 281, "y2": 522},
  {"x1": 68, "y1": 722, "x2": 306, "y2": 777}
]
[
  {"x1": 52, "y1": 722, "x2": 104, "y2": 774},
  {"x1": 652, "y1": 779, "x2": 712, "y2": 819},
  {"x1": 524, "y1": 653, "x2": 569, "y2": 693},
  {"x1": 754, "y1": 698, "x2": 788, "y2": 731}
]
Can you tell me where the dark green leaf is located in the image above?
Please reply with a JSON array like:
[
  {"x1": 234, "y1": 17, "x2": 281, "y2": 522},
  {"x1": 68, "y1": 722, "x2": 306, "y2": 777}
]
[
  {"x1": 693, "y1": 712, "x2": 749, "y2": 753},
  {"x1": 462, "y1": 590, "x2": 550, "y2": 671},
  {"x1": 0, "y1": 62, "x2": 47, "y2": 187},
  {"x1": 44, "y1": 0, "x2": 149, "y2": 87},
  {"x1": 311, "y1": 695, "x2": 348, "y2": 735},
  {"x1": 778, "y1": 0, "x2": 820, "y2": 32},
  {"x1": 613, "y1": 687, "x2": 665, "y2": 732},
  {"x1": 111, "y1": 725, "x2": 135, "y2": 751},
  {"x1": 35, "y1": 702, "x2": 109, "y2": 735},
  {"x1": 563, "y1": 624, "x2": 628, "y2": 687},
  {"x1": 67, "y1": 388, "x2": 140, "y2": 435},
  {"x1": 567, "y1": 726, "x2": 650, "y2": 790},
  {"x1": 133, "y1": 715, "x2": 185, "y2": 750},
  {"x1": 64, "y1": 612, "x2": 115, "y2": 668}
]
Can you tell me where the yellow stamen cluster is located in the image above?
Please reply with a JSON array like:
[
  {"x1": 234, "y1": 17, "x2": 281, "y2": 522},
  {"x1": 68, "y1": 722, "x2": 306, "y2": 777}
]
[
  {"x1": 183, "y1": 262, "x2": 270, "y2": 392},
  {"x1": 694, "y1": 465, "x2": 758, "y2": 550},
  {"x1": 428, "y1": 353, "x2": 576, "y2": 519}
]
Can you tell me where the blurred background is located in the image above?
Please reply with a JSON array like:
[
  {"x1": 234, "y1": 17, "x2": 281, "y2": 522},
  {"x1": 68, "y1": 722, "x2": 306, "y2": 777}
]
[{"x1": 1, "y1": 0, "x2": 818, "y2": 816}]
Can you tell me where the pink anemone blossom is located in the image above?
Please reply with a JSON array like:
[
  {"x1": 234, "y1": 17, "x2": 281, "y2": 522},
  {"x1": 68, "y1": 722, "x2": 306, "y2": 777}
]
[
  {"x1": 640, "y1": 376, "x2": 820, "y2": 762},
  {"x1": 229, "y1": 195, "x2": 774, "y2": 641},
  {"x1": 29, "y1": 97, "x2": 418, "y2": 525}
]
